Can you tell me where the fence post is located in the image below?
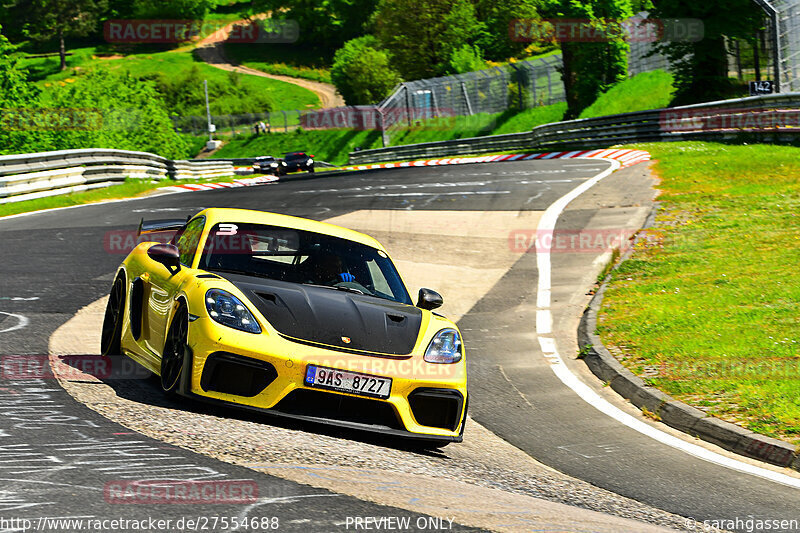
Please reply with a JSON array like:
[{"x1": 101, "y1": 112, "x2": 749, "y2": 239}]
[
  {"x1": 378, "y1": 110, "x2": 389, "y2": 147},
  {"x1": 461, "y1": 82, "x2": 473, "y2": 116},
  {"x1": 404, "y1": 84, "x2": 412, "y2": 127},
  {"x1": 282, "y1": 110, "x2": 288, "y2": 132}
]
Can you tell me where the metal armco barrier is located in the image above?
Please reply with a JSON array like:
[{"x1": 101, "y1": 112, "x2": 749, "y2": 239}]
[
  {"x1": 0, "y1": 149, "x2": 235, "y2": 205},
  {"x1": 348, "y1": 93, "x2": 800, "y2": 165}
]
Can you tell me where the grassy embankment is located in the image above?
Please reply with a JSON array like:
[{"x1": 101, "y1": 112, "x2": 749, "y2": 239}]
[
  {"x1": 600, "y1": 142, "x2": 800, "y2": 444},
  {"x1": 215, "y1": 70, "x2": 675, "y2": 165},
  {"x1": 579, "y1": 70, "x2": 675, "y2": 118}
]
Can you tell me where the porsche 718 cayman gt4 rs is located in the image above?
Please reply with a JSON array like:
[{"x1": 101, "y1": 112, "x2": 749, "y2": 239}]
[{"x1": 101, "y1": 208, "x2": 468, "y2": 445}]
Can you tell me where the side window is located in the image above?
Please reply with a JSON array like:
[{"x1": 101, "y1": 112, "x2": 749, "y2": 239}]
[{"x1": 176, "y1": 217, "x2": 205, "y2": 267}]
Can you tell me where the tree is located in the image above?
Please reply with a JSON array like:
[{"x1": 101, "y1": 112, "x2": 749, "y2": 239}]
[
  {"x1": 9, "y1": 0, "x2": 107, "y2": 71},
  {"x1": 542, "y1": 0, "x2": 633, "y2": 118},
  {"x1": 252, "y1": 0, "x2": 379, "y2": 50},
  {"x1": 475, "y1": 0, "x2": 543, "y2": 61},
  {"x1": 649, "y1": 0, "x2": 764, "y2": 104},
  {"x1": 331, "y1": 36, "x2": 401, "y2": 105},
  {"x1": 374, "y1": 0, "x2": 485, "y2": 79},
  {"x1": 133, "y1": 0, "x2": 211, "y2": 20}
]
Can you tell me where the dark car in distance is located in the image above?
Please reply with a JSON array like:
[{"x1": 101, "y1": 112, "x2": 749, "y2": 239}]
[
  {"x1": 282, "y1": 151, "x2": 315, "y2": 174},
  {"x1": 252, "y1": 156, "x2": 285, "y2": 176}
]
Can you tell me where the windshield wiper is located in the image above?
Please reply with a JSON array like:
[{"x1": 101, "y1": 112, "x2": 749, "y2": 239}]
[{"x1": 302, "y1": 283, "x2": 365, "y2": 295}]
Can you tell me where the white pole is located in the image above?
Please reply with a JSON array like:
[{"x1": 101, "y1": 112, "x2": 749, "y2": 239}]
[{"x1": 204, "y1": 79, "x2": 213, "y2": 142}]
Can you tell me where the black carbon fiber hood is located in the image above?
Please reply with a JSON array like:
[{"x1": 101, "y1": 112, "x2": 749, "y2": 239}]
[{"x1": 221, "y1": 273, "x2": 422, "y2": 356}]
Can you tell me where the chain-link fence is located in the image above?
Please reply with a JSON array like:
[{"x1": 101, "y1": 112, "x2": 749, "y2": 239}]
[
  {"x1": 373, "y1": 55, "x2": 565, "y2": 143},
  {"x1": 768, "y1": 0, "x2": 800, "y2": 92},
  {"x1": 627, "y1": 14, "x2": 671, "y2": 77}
]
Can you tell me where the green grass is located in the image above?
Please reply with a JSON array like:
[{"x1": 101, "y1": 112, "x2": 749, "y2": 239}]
[
  {"x1": 20, "y1": 47, "x2": 320, "y2": 115},
  {"x1": 215, "y1": 129, "x2": 383, "y2": 166},
  {"x1": 224, "y1": 43, "x2": 333, "y2": 84},
  {"x1": 216, "y1": 103, "x2": 567, "y2": 164},
  {"x1": 0, "y1": 173, "x2": 247, "y2": 218},
  {"x1": 598, "y1": 142, "x2": 800, "y2": 444},
  {"x1": 579, "y1": 70, "x2": 676, "y2": 119}
]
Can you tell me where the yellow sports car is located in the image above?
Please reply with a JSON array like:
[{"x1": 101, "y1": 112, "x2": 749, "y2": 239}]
[{"x1": 101, "y1": 208, "x2": 467, "y2": 445}]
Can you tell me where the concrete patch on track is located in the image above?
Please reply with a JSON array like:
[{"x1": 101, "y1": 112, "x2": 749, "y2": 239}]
[{"x1": 48, "y1": 206, "x2": 691, "y2": 532}]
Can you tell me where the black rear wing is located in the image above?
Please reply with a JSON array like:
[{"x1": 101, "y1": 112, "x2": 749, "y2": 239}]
[{"x1": 137, "y1": 218, "x2": 187, "y2": 238}]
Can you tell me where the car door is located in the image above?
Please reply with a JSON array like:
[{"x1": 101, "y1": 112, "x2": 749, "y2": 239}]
[{"x1": 144, "y1": 216, "x2": 205, "y2": 357}]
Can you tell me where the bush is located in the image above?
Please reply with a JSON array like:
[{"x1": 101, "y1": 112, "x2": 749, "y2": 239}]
[
  {"x1": 0, "y1": 25, "x2": 48, "y2": 154},
  {"x1": 448, "y1": 44, "x2": 485, "y2": 74},
  {"x1": 331, "y1": 36, "x2": 401, "y2": 105},
  {"x1": 40, "y1": 70, "x2": 192, "y2": 158}
]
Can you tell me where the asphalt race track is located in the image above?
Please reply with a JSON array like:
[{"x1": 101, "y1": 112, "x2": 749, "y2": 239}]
[{"x1": 1, "y1": 160, "x2": 799, "y2": 532}]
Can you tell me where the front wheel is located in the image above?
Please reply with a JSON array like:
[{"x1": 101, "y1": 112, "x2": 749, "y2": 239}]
[
  {"x1": 308, "y1": 166, "x2": 315, "y2": 173},
  {"x1": 100, "y1": 275, "x2": 125, "y2": 357},
  {"x1": 161, "y1": 303, "x2": 188, "y2": 396}
]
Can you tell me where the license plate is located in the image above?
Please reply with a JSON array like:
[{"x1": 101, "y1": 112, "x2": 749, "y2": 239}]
[{"x1": 304, "y1": 365, "x2": 391, "y2": 399}]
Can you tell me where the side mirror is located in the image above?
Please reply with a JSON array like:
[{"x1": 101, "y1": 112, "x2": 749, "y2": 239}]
[
  {"x1": 417, "y1": 288, "x2": 443, "y2": 311},
  {"x1": 147, "y1": 244, "x2": 181, "y2": 274}
]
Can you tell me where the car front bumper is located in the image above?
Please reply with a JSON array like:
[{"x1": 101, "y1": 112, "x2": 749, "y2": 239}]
[{"x1": 179, "y1": 316, "x2": 468, "y2": 442}]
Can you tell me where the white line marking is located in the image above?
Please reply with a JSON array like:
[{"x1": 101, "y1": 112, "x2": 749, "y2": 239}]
[
  {"x1": 538, "y1": 336, "x2": 557, "y2": 354},
  {"x1": 535, "y1": 158, "x2": 800, "y2": 489},
  {"x1": 0, "y1": 312, "x2": 28, "y2": 334}
]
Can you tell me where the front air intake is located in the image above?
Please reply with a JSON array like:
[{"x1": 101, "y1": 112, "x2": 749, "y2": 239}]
[
  {"x1": 408, "y1": 388, "x2": 464, "y2": 431},
  {"x1": 200, "y1": 352, "x2": 277, "y2": 397}
]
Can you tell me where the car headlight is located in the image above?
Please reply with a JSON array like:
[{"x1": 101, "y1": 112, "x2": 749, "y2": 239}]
[
  {"x1": 424, "y1": 329, "x2": 462, "y2": 363},
  {"x1": 281, "y1": 161, "x2": 287, "y2": 166},
  {"x1": 205, "y1": 289, "x2": 261, "y2": 334},
  {"x1": 270, "y1": 162, "x2": 278, "y2": 167},
  {"x1": 307, "y1": 158, "x2": 314, "y2": 164}
]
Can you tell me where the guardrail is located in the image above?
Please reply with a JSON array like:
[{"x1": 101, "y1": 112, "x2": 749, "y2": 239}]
[
  {"x1": 0, "y1": 149, "x2": 235, "y2": 205},
  {"x1": 348, "y1": 93, "x2": 800, "y2": 164}
]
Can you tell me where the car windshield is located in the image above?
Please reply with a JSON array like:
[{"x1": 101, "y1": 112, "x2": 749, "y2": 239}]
[{"x1": 200, "y1": 222, "x2": 412, "y2": 305}]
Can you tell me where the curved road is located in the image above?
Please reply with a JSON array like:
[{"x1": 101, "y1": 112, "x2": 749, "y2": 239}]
[{"x1": 0, "y1": 161, "x2": 798, "y2": 531}]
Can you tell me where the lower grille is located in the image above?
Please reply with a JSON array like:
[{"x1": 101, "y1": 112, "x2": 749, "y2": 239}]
[
  {"x1": 273, "y1": 389, "x2": 403, "y2": 430},
  {"x1": 408, "y1": 388, "x2": 464, "y2": 431},
  {"x1": 200, "y1": 352, "x2": 278, "y2": 397}
]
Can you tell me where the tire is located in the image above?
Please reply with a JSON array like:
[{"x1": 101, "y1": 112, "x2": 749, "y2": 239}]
[
  {"x1": 161, "y1": 303, "x2": 188, "y2": 396},
  {"x1": 308, "y1": 166, "x2": 315, "y2": 173},
  {"x1": 100, "y1": 275, "x2": 125, "y2": 357}
]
